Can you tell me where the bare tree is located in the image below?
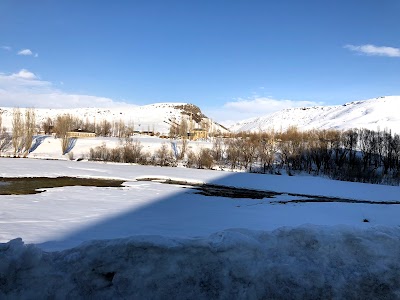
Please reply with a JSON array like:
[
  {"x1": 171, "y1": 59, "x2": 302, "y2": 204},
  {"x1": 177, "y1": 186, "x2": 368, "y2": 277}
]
[
  {"x1": 277, "y1": 127, "x2": 304, "y2": 174},
  {"x1": 156, "y1": 143, "x2": 173, "y2": 166},
  {"x1": 0, "y1": 112, "x2": 9, "y2": 153},
  {"x1": 211, "y1": 137, "x2": 226, "y2": 167},
  {"x1": 113, "y1": 119, "x2": 127, "y2": 138},
  {"x1": 168, "y1": 117, "x2": 180, "y2": 138},
  {"x1": 343, "y1": 129, "x2": 358, "y2": 167},
  {"x1": 82, "y1": 117, "x2": 95, "y2": 133},
  {"x1": 257, "y1": 131, "x2": 275, "y2": 173},
  {"x1": 121, "y1": 138, "x2": 143, "y2": 163},
  {"x1": 12, "y1": 108, "x2": 24, "y2": 156},
  {"x1": 179, "y1": 117, "x2": 189, "y2": 138},
  {"x1": 187, "y1": 148, "x2": 214, "y2": 169},
  {"x1": 226, "y1": 137, "x2": 241, "y2": 170},
  {"x1": 41, "y1": 117, "x2": 54, "y2": 135},
  {"x1": 54, "y1": 114, "x2": 75, "y2": 154},
  {"x1": 22, "y1": 108, "x2": 36, "y2": 157},
  {"x1": 238, "y1": 133, "x2": 259, "y2": 172},
  {"x1": 179, "y1": 137, "x2": 188, "y2": 159},
  {"x1": 96, "y1": 119, "x2": 112, "y2": 137},
  {"x1": 89, "y1": 143, "x2": 111, "y2": 161}
]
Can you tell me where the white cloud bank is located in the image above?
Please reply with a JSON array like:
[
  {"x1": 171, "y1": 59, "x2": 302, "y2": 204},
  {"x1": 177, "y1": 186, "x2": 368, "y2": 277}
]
[
  {"x1": 345, "y1": 44, "x2": 400, "y2": 57},
  {"x1": 0, "y1": 69, "x2": 130, "y2": 108},
  {"x1": 205, "y1": 97, "x2": 323, "y2": 127}
]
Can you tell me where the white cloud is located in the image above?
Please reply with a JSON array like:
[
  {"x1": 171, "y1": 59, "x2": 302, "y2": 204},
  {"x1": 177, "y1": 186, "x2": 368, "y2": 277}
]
[
  {"x1": 344, "y1": 44, "x2": 400, "y2": 57},
  {"x1": 0, "y1": 69, "x2": 130, "y2": 108},
  {"x1": 16, "y1": 48, "x2": 39, "y2": 57},
  {"x1": 1, "y1": 46, "x2": 11, "y2": 51},
  {"x1": 205, "y1": 97, "x2": 323, "y2": 127},
  {"x1": 18, "y1": 49, "x2": 34, "y2": 56},
  {"x1": 11, "y1": 69, "x2": 38, "y2": 80}
]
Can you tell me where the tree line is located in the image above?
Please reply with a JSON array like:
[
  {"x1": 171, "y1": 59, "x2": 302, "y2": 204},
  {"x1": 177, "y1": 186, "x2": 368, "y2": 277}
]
[
  {"x1": 209, "y1": 127, "x2": 400, "y2": 185},
  {"x1": 1, "y1": 109, "x2": 400, "y2": 185},
  {"x1": 89, "y1": 138, "x2": 175, "y2": 167},
  {"x1": 0, "y1": 110, "x2": 149, "y2": 156},
  {"x1": 88, "y1": 126, "x2": 400, "y2": 185}
]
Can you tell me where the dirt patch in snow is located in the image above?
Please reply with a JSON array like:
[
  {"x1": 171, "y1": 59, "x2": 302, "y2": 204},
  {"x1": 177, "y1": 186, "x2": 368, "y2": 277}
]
[
  {"x1": 137, "y1": 177, "x2": 400, "y2": 204},
  {"x1": 0, "y1": 177, "x2": 125, "y2": 195}
]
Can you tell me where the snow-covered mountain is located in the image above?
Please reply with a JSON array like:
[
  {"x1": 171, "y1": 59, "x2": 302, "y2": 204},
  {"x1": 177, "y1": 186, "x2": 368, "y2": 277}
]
[
  {"x1": 230, "y1": 96, "x2": 400, "y2": 134},
  {"x1": 0, "y1": 103, "x2": 228, "y2": 135}
]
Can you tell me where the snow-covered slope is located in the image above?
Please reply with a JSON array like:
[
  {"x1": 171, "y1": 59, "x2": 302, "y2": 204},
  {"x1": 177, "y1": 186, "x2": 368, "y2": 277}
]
[
  {"x1": 0, "y1": 103, "x2": 228, "y2": 135},
  {"x1": 230, "y1": 96, "x2": 400, "y2": 133}
]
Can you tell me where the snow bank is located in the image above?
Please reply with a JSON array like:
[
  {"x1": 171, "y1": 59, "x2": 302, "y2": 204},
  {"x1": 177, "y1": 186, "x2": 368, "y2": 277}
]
[{"x1": 2, "y1": 226, "x2": 400, "y2": 299}]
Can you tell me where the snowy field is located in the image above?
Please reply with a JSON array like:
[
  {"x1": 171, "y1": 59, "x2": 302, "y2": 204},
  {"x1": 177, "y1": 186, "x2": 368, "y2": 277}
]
[{"x1": 1, "y1": 158, "x2": 400, "y2": 298}]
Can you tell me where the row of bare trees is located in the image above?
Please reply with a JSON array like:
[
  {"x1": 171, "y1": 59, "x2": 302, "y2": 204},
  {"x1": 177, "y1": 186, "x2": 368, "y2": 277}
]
[
  {"x1": 41, "y1": 116, "x2": 134, "y2": 138},
  {"x1": 2, "y1": 108, "x2": 199, "y2": 156},
  {"x1": 89, "y1": 138, "x2": 175, "y2": 166},
  {"x1": 86, "y1": 126, "x2": 400, "y2": 185},
  {"x1": 2, "y1": 109, "x2": 146, "y2": 155},
  {"x1": 210, "y1": 127, "x2": 400, "y2": 184}
]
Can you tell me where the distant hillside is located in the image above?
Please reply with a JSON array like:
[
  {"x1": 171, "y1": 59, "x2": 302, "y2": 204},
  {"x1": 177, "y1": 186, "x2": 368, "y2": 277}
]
[
  {"x1": 0, "y1": 103, "x2": 228, "y2": 135},
  {"x1": 230, "y1": 96, "x2": 400, "y2": 134}
]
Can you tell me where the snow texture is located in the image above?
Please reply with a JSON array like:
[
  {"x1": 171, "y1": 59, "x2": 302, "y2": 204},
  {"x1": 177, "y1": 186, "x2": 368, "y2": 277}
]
[
  {"x1": 1, "y1": 158, "x2": 400, "y2": 252},
  {"x1": 230, "y1": 96, "x2": 400, "y2": 134},
  {"x1": 1, "y1": 227, "x2": 400, "y2": 299},
  {"x1": 1, "y1": 158, "x2": 400, "y2": 298}
]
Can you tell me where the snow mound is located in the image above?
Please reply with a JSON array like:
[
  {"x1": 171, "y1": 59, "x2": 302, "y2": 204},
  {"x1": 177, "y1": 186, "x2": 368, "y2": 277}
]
[
  {"x1": 230, "y1": 96, "x2": 400, "y2": 134},
  {"x1": 2, "y1": 226, "x2": 400, "y2": 299}
]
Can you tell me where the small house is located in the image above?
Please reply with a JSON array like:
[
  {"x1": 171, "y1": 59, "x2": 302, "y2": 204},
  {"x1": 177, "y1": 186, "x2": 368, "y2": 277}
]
[
  {"x1": 189, "y1": 128, "x2": 207, "y2": 141},
  {"x1": 66, "y1": 129, "x2": 96, "y2": 138}
]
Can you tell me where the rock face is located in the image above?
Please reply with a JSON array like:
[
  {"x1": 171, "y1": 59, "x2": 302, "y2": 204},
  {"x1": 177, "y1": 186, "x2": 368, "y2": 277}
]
[
  {"x1": 230, "y1": 96, "x2": 400, "y2": 134},
  {"x1": 0, "y1": 103, "x2": 228, "y2": 135}
]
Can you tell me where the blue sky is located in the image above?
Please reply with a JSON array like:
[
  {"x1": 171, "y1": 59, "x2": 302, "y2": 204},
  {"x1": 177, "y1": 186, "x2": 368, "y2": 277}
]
[{"x1": 1, "y1": 0, "x2": 400, "y2": 123}]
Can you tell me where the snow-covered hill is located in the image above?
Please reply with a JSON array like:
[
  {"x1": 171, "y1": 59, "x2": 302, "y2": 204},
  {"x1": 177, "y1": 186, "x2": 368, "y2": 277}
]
[
  {"x1": 230, "y1": 96, "x2": 400, "y2": 133},
  {"x1": 0, "y1": 103, "x2": 228, "y2": 135}
]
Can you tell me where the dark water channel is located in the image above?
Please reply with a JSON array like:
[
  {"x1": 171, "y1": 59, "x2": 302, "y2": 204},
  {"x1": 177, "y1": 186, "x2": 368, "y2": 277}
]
[
  {"x1": 137, "y1": 177, "x2": 400, "y2": 205},
  {"x1": 0, "y1": 177, "x2": 125, "y2": 195},
  {"x1": 2, "y1": 176, "x2": 399, "y2": 205}
]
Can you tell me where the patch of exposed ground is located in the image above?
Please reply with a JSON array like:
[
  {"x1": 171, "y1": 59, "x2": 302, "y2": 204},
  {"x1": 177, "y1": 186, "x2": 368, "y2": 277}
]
[
  {"x1": 0, "y1": 177, "x2": 125, "y2": 195},
  {"x1": 136, "y1": 177, "x2": 400, "y2": 205}
]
